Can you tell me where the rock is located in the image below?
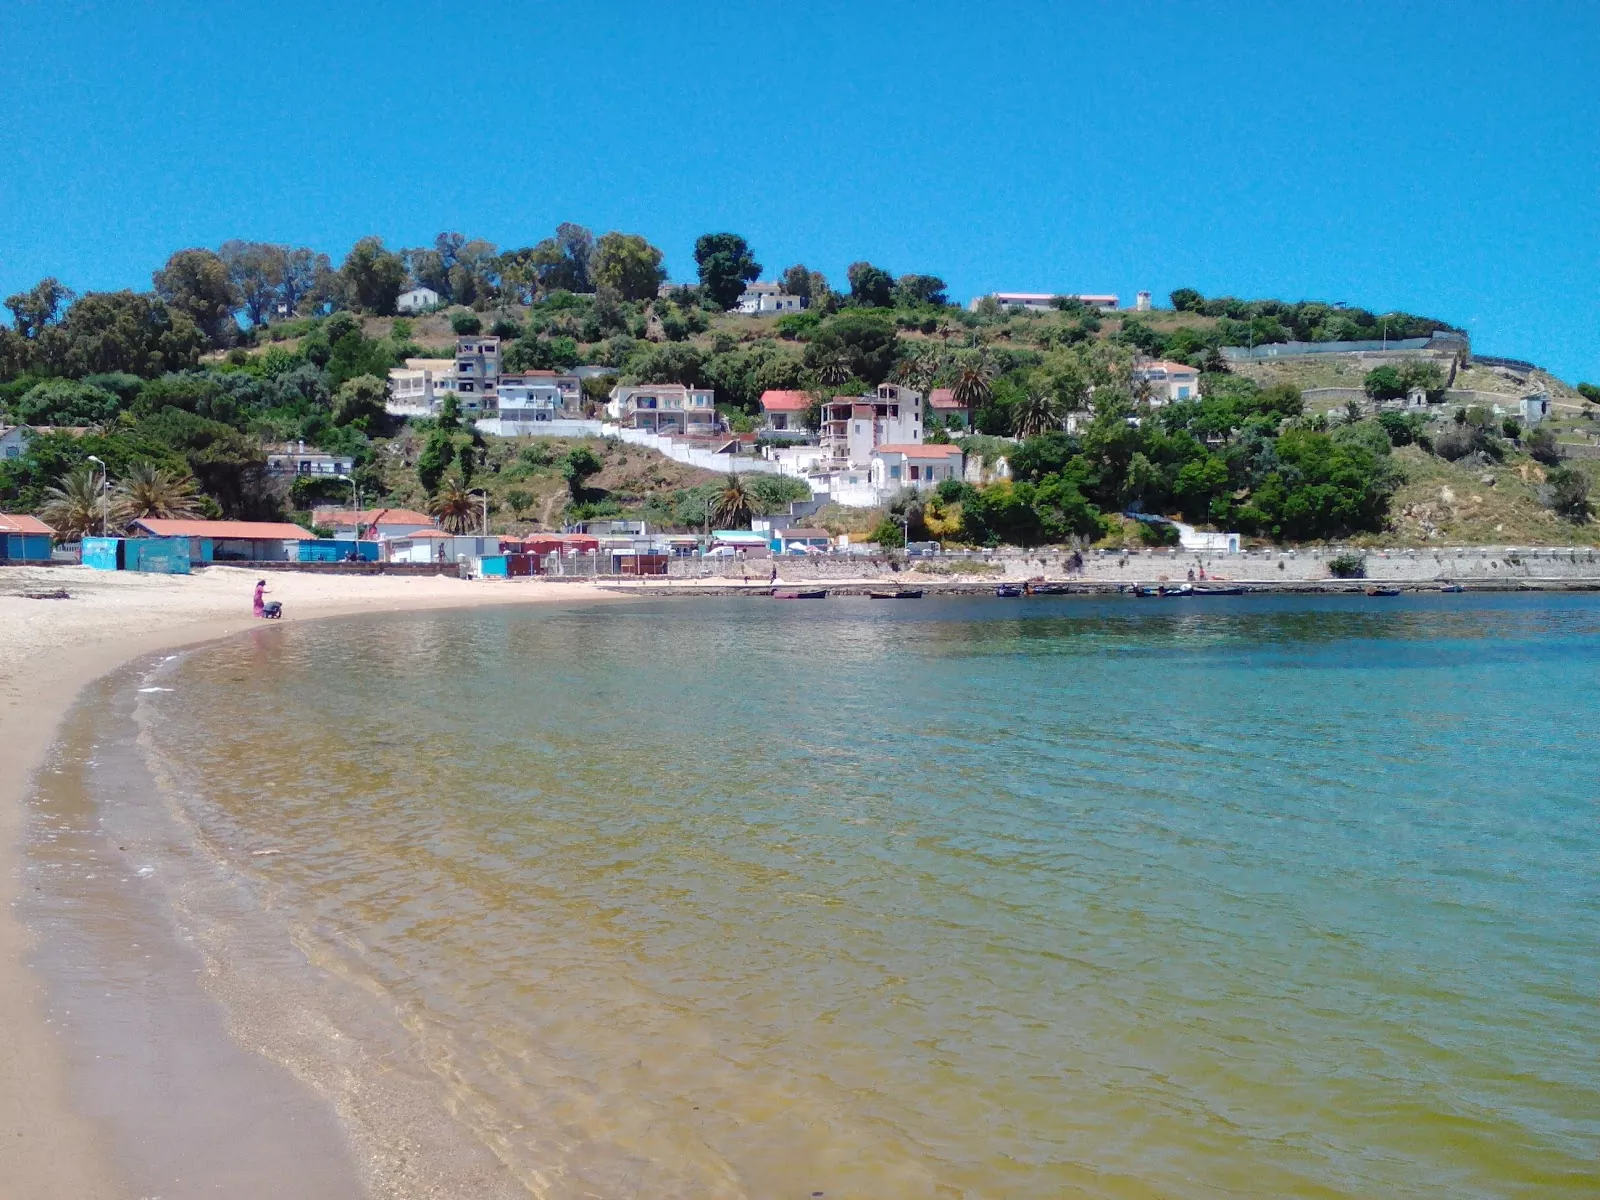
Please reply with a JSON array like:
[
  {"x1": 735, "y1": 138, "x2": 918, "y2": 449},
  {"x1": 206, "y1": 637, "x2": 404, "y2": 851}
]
[{"x1": 1481, "y1": 474, "x2": 1497, "y2": 486}]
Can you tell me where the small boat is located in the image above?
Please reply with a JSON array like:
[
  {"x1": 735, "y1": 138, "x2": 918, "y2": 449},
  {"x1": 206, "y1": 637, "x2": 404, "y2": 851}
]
[
  {"x1": 995, "y1": 584, "x2": 1024, "y2": 597},
  {"x1": 772, "y1": 588, "x2": 827, "y2": 599},
  {"x1": 1439, "y1": 583, "x2": 1464, "y2": 593},
  {"x1": 1135, "y1": 584, "x2": 1192, "y2": 598},
  {"x1": 1364, "y1": 586, "x2": 1401, "y2": 597},
  {"x1": 1191, "y1": 585, "x2": 1246, "y2": 596},
  {"x1": 870, "y1": 588, "x2": 924, "y2": 599},
  {"x1": 1028, "y1": 582, "x2": 1073, "y2": 595}
]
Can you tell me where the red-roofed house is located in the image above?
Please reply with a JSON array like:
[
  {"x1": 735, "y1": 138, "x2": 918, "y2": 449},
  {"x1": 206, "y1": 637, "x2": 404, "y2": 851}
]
[
  {"x1": 758, "y1": 389, "x2": 813, "y2": 435},
  {"x1": 928, "y1": 388, "x2": 975, "y2": 431},
  {"x1": 1132, "y1": 360, "x2": 1202, "y2": 405},
  {"x1": 870, "y1": 443, "x2": 964, "y2": 492},
  {"x1": 0, "y1": 512, "x2": 55, "y2": 563}
]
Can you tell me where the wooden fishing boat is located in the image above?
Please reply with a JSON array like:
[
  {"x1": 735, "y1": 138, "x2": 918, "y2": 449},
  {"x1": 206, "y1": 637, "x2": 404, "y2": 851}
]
[
  {"x1": 870, "y1": 588, "x2": 924, "y2": 599},
  {"x1": 995, "y1": 584, "x2": 1024, "y2": 597},
  {"x1": 1364, "y1": 586, "x2": 1401, "y2": 597},
  {"x1": 772, "y1": 588, "x2": 827, "y2": 599}
]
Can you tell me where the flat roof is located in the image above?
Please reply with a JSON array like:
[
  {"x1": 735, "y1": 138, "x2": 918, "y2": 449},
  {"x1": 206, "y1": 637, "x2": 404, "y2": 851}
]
[{"x1": 132, "y1": 519, "x2": 309, "y2": 539}]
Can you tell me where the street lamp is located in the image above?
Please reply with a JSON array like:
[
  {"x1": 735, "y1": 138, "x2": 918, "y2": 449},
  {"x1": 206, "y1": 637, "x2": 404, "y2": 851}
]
[
  {"x1": 85, "y1": 455, "x2": 107, "y2": 536},
  {"x1": 336, "y1": 474, "x2": 360, "y2": 540}
]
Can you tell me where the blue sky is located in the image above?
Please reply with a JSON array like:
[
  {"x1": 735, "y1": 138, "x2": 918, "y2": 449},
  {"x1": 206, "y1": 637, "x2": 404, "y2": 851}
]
[{"x1": 1, "y1": 1, "x2": 1595, "y2": 381}]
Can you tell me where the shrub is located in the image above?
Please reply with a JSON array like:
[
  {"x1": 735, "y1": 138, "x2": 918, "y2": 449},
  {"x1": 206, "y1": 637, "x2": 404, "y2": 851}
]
[
  {"x1": 1541, "y1": 467, "x2": 1590, "y2": 520},
  {"x1": 1377, "y1": 410, "x2": 1423, "y2": 447},
  {"x1": 1327, "y1": 552, "x2": 1366, "y2": 578},
  {"x1": 450, "y1": 311, "x2": 482, "y2": 335},
  {"x1": 1525, "y1": 426, "x2": 1561, "y2": 466},
  {"x1": 1432, "y1": 424, "x2": 1478, "y2": 461}
]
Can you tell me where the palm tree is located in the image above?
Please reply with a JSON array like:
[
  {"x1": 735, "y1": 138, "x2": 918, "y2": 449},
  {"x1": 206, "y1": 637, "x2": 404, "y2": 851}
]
[
  {"x1": 427, "y1": 475, "x2": 476, "y2": 533},
  {"x1": 709, "y1": 472, "x2": 754, "y2": 529},
  {"x1": 111, "y1": 461, "x2": 202, "y2": 527},
  {"x1": 951, "y1": 353, "x2": 995, "y2": 412},
  {"x1": 816, "y1": 348, "x2": 852, "y2": 388},
  {"x1": 1014, "y1": 390, "x2": 1062, "y2": 439},
  {"x1": 39, "y1": 468, "x2": 105, "y2": 541}
]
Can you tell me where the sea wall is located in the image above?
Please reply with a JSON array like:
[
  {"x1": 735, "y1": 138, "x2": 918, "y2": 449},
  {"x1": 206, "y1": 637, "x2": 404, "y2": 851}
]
[{"x1": 670, "y1": 546, "x2": 1600, "y2": 585}]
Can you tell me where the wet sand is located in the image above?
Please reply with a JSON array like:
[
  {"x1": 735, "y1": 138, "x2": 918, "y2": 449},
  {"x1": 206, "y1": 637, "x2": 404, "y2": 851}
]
[{"x1": 0, "y1": 566, "x2": 607, "y2": 1200}]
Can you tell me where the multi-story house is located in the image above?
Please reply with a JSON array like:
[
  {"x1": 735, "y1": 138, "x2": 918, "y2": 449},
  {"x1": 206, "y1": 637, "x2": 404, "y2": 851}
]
[
  {"x1": 387, "y1": 358, "x2": 458, "y2": 416},
  {"x1": 736, "y1": 282, "x2": 804, "y2": 315},
  {"x1": 265, "y1": 443, "x2": 356, "y2": 477},
  {"x1": 454, "y1": 336, "x2": 502, "y2": 410},
  {"x1": 497, "y1": 372, "x2": 586, "y2": 426},
  {"x1": 758, "y1": 389, "x2": 813, "y2": 436},
  {"x1": 1132, "y1": 360, "x2": 1202, "y2": 406},
  {"x1": 606, "y1": 384, "x2": 718, "y2": 435},
  {"x1": 820, "y1": 384, "x2": 923, "y2": 466}
]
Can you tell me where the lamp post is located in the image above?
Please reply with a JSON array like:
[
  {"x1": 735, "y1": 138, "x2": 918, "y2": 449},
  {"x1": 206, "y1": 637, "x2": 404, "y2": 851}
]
[
  {"x1": 85, "y1": 455, "x2": 107, "y2": 536},
  {"x1": 336, "y1": 474, "x2": 360, "y2": 541}
]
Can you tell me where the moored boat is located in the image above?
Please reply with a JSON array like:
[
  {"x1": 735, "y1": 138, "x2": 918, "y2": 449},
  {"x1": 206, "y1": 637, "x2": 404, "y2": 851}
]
[
  {"x1": 995, "y1": 584, "x2": 1024, "y2": 597},
  {"x1": 773, "y1": 588, "x2": 827, "y2": 599},
  {"x1": 1365, "y1": 586, "x2": 1401, "y2": 597},
  {"x1": 870, "y1": 589, "x2": 924, "y2": 599}
]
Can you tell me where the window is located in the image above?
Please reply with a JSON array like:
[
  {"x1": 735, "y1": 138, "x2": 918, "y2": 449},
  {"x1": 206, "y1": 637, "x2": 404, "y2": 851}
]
[
  {"x1": 909, "y1": 465, "x2": 920, "y2": 481},
  {"x1": 1177, "y1": 386, "x2": 1191, "y2": 400},
  {"x1": 460, "y1": 381, "x2": 475, "y2": 392},
  {"x1": 889, "y1": 465, "x2": 901, "y2": 479}
]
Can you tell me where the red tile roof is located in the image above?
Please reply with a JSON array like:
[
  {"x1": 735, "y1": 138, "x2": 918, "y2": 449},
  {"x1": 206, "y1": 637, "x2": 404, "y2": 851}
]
[
  {"x1": 0, "y1": 513, "x2": 54, "y2": 535},
  {"x1": 928, "y1": 388, "x2": 966, "y2": 409},
  {"x1": 875, "y1": 443, "x2": 964, "y2": 457},
  {"x1": 1138, "y1": 360, "x2": 1200, "y2": 376},
  {"x1": 132, "y1": 519, "x2": 310, "y2": 540},
  {"x1": 759, "y1": 389, "x2": 811, "y2": 412}
]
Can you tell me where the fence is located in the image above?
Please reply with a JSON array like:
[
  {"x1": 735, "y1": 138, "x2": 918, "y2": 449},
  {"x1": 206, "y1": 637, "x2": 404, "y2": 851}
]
[{"x1": 603, "y1": 426, "x2": 789, "y2": 476}]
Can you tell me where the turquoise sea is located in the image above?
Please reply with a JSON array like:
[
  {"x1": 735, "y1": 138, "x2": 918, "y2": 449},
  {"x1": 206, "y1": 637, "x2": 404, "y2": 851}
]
[{"x1": 94, "y1": 595, "x2": 1600, "y2": 1196}]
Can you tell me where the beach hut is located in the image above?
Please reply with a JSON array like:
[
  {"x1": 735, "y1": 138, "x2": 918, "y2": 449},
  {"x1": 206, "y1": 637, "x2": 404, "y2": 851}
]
[
  {"x1": 0, "y1": 513, "x2": 55, "y2": 564},
  {"x1": 129, "y1": 518, "x2": 310, "y2": 563},
  {"x1": 293, "y1": 538, "x2": 380, "y2": 563}
]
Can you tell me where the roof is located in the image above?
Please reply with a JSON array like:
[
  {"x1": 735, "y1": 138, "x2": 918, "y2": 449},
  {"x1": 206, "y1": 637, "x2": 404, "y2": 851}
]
[
  {"x1": 760, "y1": 390, "x2": 811, "y2": 412},
  {"x1": 992, "y1": 292, "x2": 1117, "y2": 304},
  {"x1": 780, "y1": 528, "x2": 832, "y2": 539},
  {"x1": 0, "y1": 513, "x2": 54, "y2": 535},
  {"x1": 132, "y1": 519, "x2": 309, "y2": 540},
  {"x1": 1137, "y1": 360, "x2": 1200, "y2": 377},
  {"x1": 875, "y1": 443, "x2": 964, "y2": 458},
  {"x1": 315, "y1": 508, "x2": 437, "y2": 527},
  {"x1": 400, "y1": 358, "x2": 456, "y2": 371},
  {"x1": 928, "y1": 388, "x2": 966, "y2": 409},
  {"x1": 386, "y1": 529, "x2": 450, "y2": 539}
]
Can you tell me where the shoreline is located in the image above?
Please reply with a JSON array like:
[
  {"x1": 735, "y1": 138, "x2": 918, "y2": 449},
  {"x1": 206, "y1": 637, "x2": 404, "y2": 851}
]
[{"x1": 0, "y1": 566, "x2": 611, "y2": 1200}]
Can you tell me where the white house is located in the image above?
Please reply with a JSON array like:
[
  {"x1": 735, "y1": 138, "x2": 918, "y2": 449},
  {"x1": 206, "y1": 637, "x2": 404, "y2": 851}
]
[
  {"x1": 1520, "y1": 392, "x2": 1551, "y2": 426},
  {"x1": 606, "y1": 383, "x2": 718, "y2": 435},
  {"x1": 387, "y1": 358, "x2": 458, "y2": 416},
  {"x1": 758, "y1": 389, "x2": 812, "y2": 434},
  {"x1": 820, "y1": 384, "x2": 923, "y2": 466},
  {"x1": 1133, "y1": 360, "x2": 1202, "y2": 405},
  {"x1": 870, "y1": 444, "x2": 965, "y2": 492},
  {"x1": 396, "y1": 287, "x2": 441, "y2": 313},
  {"x1": 736, "y1": 282, "x2": 804, "y2": 315},
  {"x1": 970, "y1": 292, "x2": 1119, "y2": 313}
]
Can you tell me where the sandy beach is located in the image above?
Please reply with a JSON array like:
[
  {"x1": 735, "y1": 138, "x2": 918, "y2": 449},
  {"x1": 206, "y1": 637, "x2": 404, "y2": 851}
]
[{"x1": 0, "y1": 565, "x2": 608, "y2": 1200}]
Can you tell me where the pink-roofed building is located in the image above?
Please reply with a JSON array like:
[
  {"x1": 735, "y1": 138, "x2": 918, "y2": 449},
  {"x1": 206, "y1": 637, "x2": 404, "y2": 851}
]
[
  {"x1": 1132, "y1": 360, "x2": 1202, "y2": 405},
  {"x1": 820, "y1": 384, "x2": 923, "y2": 466},
  {"x1": 758, "y1": 389, "x2": 812, "y2": 435},
  {"x1": 870, "y1": 443, "x2": 965, "y2": 492},
  {"x1": 928, "y1": 387, "x2": 974, "y2": 431}
]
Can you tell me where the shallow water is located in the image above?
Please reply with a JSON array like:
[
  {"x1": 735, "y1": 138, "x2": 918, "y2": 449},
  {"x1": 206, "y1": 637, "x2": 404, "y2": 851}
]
[{"x1": 107, "y1": 595, "x2": 1600, "y2": 1196}]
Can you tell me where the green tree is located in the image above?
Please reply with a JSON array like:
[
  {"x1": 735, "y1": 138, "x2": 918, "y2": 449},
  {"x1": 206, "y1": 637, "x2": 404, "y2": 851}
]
[
  {"x1": 332, "y1": 374, "x2": 388, "y2": 430},
  {"x1": 5, "y1": 278, "x2": 76, "y2": 339},
  {"x1": 1169, "y1": 288, "x2": 1204, "y2": 312},
  {"x1": 1363, "y1": 365, "x2": 1407, "y2": 401},
  {"x1": 340, "y1": 237, "x2": 407, "y2": 315},
  {"x1": 450, "y1": 311, "x2": 482, "y2": 335},
  {"x1": 110, "y1": 460, "x2": 202, "y2": 525},
  {"x1": 803, "y1": 311, "x2": 900, "y2": 385},
  {"x1": 562, "y1": 445, "x2": 603, "y2": 499},
  {"x1": 39, "y1": 468, "x2": 107, "y2": 540},
  {"x1": 591, "y1": 232, "x2": 666, "y2": 302},
  {"x1": 846, "y1": 262, "x2": 894, "y2": 307},
  {"x1": 709, "y1": 473, "x2": 754, "y2": 528},
  {"x1": 1013, "y1": 389, "x2": 1062, "y2": 438},
  {"x1": 893, "y1": 274, "x2": 948, "y2": 307},
  {"x1": 781, "y1": 264, "x2": 812, "y2": 302},
  {"x1": 694, "y1": 233, "x2": 761, "y2": 310},
  {"x1": 13, "y1": 378, "x2": 122, "y2": 426},
  {"x1": 218, "y1": 241, "x2": 288, "y2": 327},
  {"x1": 152, "y1": 248, "x2": 240, "y2": 347},
  {"x1": 1542, "y1": 466, "x2": 1590, "y2": 520},
  {"x1": 428, "y1": 474, "x2": 478, "y2": 533},
  {"x1": 1578, "y1": 383, "x2": 1600, "y2": 404},
  {"x1": 38, "y1": 291, "x2": 205, "y2": 377},
  {"x1": 417, "y1": 428, "x2": 457, "y2": 494}
]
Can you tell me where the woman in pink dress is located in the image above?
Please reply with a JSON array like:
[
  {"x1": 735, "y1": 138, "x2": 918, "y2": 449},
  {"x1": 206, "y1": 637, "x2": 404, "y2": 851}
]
[{"x1": 253, "y1": 579, "x2": 268, "y2": 617}]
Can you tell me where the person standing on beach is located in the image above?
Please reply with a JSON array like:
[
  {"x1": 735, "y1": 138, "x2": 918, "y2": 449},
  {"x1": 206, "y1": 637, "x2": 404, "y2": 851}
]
[{"x1": 253, "y1": 578, "x2": 268, "y2": 618}]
